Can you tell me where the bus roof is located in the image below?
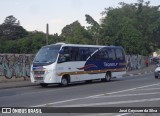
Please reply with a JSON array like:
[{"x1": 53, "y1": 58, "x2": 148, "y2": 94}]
[
  {"x1": 43, "y1": 43, "x2": 123, "y2": 49},
  {"x1": 56, "y1": 43, "x2": 123, "y2": 48}
]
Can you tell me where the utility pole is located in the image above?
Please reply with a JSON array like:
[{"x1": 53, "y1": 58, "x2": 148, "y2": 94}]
[
  {"x1": 46, "y1": 23, "x2": 49, "y2": 45},
  {"x1": 96, "y1": 38, "x2": 99, "y2": 45}
]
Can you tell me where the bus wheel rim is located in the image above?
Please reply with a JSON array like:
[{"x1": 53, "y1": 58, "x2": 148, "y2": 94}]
[
  {"x1": 62, "y1": 78, "x2": 67, "y2": 85},
  {"x1": 106, "y1": 74, "x2": 110, "y2": 81}
]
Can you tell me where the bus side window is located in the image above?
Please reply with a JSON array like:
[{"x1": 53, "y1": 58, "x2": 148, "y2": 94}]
[
  {"x1": 89, "y1": 47, "x2": 98, "y2": 54},
  {"x1": 63, "y1": 47, "x2": 71, "y2": 61},
  {"x1": 85, "y1": 47, "x2": 98, "y2": 61},
  {"x1": 58, "y1": 47, "x2": 71, "y2": 63},
  {"x1": 79, "y1": 48, "x2": 90, "y2": 61},
  {"x1": 107, "y1": 48, "x2": 116, "y2": 60},
  {"x1": 70, "y1": 47, "x2": 79, "y2": 61},
  {"x1": 98, "y1": 48, "x2": 108, "y2": 60},
  {"x1": 103, "y1": 49, "x2": 109, "y2": 60},
  {"x1": 90, "y1": 51, "x2": 99, "y2": 61},
  {"x1": 115, "y1": 48, "x2": 124, "y2": 60}
]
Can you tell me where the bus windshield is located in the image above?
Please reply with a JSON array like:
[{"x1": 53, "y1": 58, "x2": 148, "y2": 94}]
[{"x1": 33, "y1": 45, "x2": 61, "y2": 64}]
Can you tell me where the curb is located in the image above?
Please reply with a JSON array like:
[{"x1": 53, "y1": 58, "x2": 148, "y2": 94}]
[
  {"x1": 0, "y1": 82, "x2": 38, "y2": 90},
  {"x1": 0, "y1": 85, "x2": 38, "y2": 90},
  {"x1": 124, "y1": 70, "x2": 154, "y2": 77}
]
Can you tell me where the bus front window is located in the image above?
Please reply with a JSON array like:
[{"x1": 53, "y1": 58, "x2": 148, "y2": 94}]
[{"x1": 34, "y1": 45, "x2": 61, "y2": 64}]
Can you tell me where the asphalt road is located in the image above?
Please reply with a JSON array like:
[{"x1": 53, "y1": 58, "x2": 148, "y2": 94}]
[
  {"x1": 0, "y1": 73, "x2": 160, "y2": 115},
  {"x1": 0, "y1": 72, "x2": 160, "y2": 109}
]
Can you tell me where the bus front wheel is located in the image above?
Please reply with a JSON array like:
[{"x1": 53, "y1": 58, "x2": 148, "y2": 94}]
[
  {"x1": 40, "y1": 83, "x2": 48, "y2": 87},
  {"x1": 61, "y1": 77, "x2": 68, "y2": 86}
]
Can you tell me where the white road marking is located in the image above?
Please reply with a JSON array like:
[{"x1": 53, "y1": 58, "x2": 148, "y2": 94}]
[
  {"x1": 102, "y1": 83, "x2": 160, "y2": 95},
  {"x1": 136, "y1": 83, "x2": 160, "y2": 89},
  {"x1": 93, "y1": 92, "x2": 160, "y2": 98},
  {"x1": 104, "y1": 88, "x2": 137, "y2": 95},
  {"x1": 33, "y1": 94, "x2": 106, "y2": 107},
  {"x1": 0, "y1": 84, "x2": 95, "y2": 99},
  {"x1": 116, "y1": 113, "x2": 132, "y2": 116},
  {"x1": 32, "y1": 83, "x2": 160, "y2": 107},
  {"x1": 33, "y1": 97, "x2": 90, "y2": 107},
  {"x1": 59, "y1": 97, "x2": 160, "y2": 107},
  {"x1": 138, "y1": 88, "x2": 160, "y2": 91}
]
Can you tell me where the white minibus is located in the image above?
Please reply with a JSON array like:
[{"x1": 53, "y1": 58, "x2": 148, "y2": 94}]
[{"x1": 30, "y1": 43, "x2": 126, "y2": 87}]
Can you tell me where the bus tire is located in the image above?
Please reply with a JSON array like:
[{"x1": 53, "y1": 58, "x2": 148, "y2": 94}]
[
  {"x1": 155, "y1": 76, "x2": 158, "y2": 79},
  {"x1": 102, "y1": 72, "x2": 111, "y2": 82},
  {"x1": 40, "y1": 83, "x2": 48, "y2": 87},
  {"x1": 61, "y1": 76, "x2": 69, "y2": 86},
  {"x1": 85, "y1": 80, "x2": 92, "y2": 84}
]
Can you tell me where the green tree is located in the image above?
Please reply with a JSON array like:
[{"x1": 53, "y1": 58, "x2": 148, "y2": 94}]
[
  {"x1": 61, "y1": 21, "x2": 92, "y2": 44},
  {"x1": 3, "y1": 15, "x2": 20, "y2": 25},
  {"x1": 85, "y1": 14, "x2": 101, "y2": 45},
  {"x1": 0, "y1": 15, "x2": 27, "y2": 40},
  {"x1": 100, "y1": 0, "x2": 160, "y2": 55}
]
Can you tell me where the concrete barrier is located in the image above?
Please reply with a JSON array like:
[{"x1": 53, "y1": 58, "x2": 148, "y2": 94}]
[
  {"x1": 126, "y1": 55, "x2": 149, "y2": 71},
  {"x1": 0, "y1": 54, "x2": 34, "y2": 82},
  {"x1": 0, "y1": 54, "x2": 151, "y2": 82}
]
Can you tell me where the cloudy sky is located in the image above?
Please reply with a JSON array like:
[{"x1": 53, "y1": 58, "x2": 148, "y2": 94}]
[{"x1": 0, "y1": 0, "x2": 160, "y2": 34}]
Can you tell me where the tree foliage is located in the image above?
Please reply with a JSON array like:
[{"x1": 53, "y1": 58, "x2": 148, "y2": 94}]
[
  {"x1": 0, "y1": 31, "x2": 62, "y2": 54},
  {"x1": 0, "y1": 15, "x2": 27, "y2": 40},
  {"x1": 100, "y1": 0, "x2": 160, "y2": 55},
  {"x1": 0, "y1": 16, "x2": 61, "y2": 53},
  {"x1": 1, "y1": 1, "x2": 160, "y2": 56},
  {"x1": 3, "y1": 15, "x2": 20, "y2": 25},
  {"x1": 61, "y1": 21, "x2": 92, "y2": 44},
  {"x1": 85, "y1": 14, "x2": 101, "y2": 45}
]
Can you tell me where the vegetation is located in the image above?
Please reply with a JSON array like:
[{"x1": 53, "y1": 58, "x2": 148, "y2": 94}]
[
  {"x1": 61, "y1": 21, "x2": 92, "y2": 44},
  {"x1": 100, "y1": 0, "x2": 160, "y2": 55},
  {"x1": 0, "y1": 0, "x2": 160, "y2": 55}
]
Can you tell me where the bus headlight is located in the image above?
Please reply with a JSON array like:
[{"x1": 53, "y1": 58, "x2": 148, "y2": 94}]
[
  {"x1": 45, "y1": 70, "x2": 50, "y2": 74},
  {"x1": 45, "y1": 70, "x2": 53, "y2": 81},
  {"x1": 49, "y1": 77, "x2": 52, "y2": 81}
]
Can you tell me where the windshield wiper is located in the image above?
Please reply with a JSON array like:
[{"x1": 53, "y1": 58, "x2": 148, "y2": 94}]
[
  {"x1": 34, "y1": 60, "x2": 40, "y2": 63},
  {"x1": 34, "y1": 60, "x2": 47, "y2": 63}
]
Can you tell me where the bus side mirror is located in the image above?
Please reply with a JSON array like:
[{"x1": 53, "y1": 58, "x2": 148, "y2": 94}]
[{"x1": 58, "y1": 53, "x2": 66, "y2": 63}]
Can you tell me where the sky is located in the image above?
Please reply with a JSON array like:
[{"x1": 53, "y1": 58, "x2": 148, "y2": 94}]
[{"x1": 0, "y1": 0, "x2": 160, "y2": 35}]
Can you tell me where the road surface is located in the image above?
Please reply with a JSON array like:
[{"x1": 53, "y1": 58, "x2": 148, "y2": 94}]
[{"x1": 0, "y1": 72, "x2": 160, "y2": 115}]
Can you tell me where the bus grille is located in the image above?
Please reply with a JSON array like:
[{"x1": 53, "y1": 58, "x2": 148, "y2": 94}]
[
  {"x1": 34, "y1": 71, "x2": 45, "y2": 75},
  {"x1": 34, "y1": 77, "x2": 43, "y2": 81},
  {"x1": 34, "y1": 71, "x2": 45, "y2": 81}
]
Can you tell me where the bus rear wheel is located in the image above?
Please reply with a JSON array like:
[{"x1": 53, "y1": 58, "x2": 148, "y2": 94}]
[
  {"x1": 85, "y1": 80, "x2": 92, "y2": 84},
  {"x1": 155, "y1": 76, "x2": 158, "y2": 79},
  {"x1": 102, "y1": 72, "x2": 111, "y2": 82}
]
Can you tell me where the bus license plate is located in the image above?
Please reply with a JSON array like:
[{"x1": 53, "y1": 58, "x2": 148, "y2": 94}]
[{"x1": 35, "y1": 75, "x2": 42, "y2": 78}]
